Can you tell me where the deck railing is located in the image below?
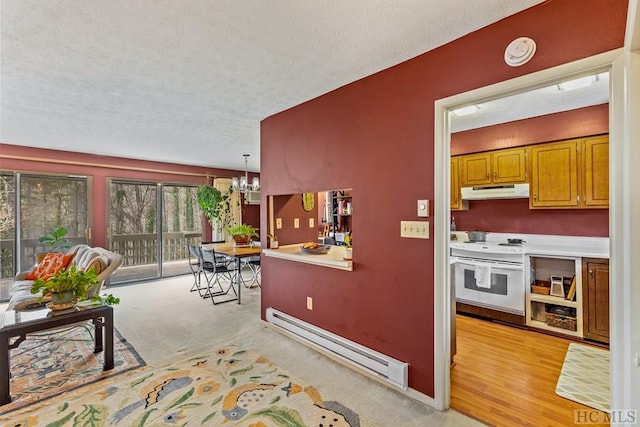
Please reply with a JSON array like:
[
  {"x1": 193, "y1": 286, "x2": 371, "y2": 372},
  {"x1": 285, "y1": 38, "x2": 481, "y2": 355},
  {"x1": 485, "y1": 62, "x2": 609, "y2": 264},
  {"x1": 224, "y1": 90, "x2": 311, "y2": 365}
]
[
  {"x1": 110, "y1": 232, "x2": 202, "y2": 266},
  {"x1": 0, "y1": 232, "x2": 203, "y2": 273}
]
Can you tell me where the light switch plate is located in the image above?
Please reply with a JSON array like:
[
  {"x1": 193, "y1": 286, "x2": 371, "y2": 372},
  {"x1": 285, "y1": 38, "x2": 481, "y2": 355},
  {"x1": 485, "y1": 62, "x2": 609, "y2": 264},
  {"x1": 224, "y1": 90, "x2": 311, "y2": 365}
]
[
  {"x1": 400, "y1": 220, "x2": 429, "y2": 239},
  {"x1": 309, "y1": 218, "x2": 314, "y2": 228},
  {"x1": 276, "y1": 218, "x2": 283, "y2": 229},
  {"x1": 294, "y1": 218, "x2": 300, "y2": 228},
  {"x1": 417, "y1": 199, "x2": 429, "y2": 217}
]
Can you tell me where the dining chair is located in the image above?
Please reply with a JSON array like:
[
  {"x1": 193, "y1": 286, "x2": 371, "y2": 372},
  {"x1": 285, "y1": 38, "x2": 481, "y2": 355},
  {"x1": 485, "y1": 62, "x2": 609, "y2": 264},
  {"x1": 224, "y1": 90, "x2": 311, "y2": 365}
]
[
  {"x1": 200, "y1": 247, "x2": 238, "y2": 304},
  {"x1": 187, "y1": 244, "x2": 205, "y2": 295},
  {"x1": 239, "y1": 254, "x2": 261, "y2": 288}
]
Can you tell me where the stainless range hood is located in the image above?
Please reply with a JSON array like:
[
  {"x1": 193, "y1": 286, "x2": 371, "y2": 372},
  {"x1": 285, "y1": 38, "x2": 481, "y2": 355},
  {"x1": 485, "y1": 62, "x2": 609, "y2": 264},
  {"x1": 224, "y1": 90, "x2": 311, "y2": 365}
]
[{"x1": 461, "y1": 183, "x2": 530, "y2": 200}]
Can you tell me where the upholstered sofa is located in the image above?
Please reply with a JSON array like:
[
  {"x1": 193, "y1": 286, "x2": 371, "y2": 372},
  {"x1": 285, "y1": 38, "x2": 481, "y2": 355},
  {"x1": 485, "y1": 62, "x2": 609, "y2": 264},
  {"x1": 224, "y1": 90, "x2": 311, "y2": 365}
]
[{"x1": 7, "y1": 245, "x2": 123, "y2": 311}]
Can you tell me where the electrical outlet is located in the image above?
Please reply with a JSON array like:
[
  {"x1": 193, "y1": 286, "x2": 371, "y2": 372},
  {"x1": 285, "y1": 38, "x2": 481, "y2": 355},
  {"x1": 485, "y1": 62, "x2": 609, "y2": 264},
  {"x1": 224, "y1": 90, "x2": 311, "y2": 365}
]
[
  {"x1": 309, "y1": 217, "x2": 314, "y2": 228},
  {"x1": 294, "y1": 218, "x2": 300, "y2": 228},
  {"x1": 307, "y1": 297, "x2": 313, "y2": 310},
  {"x1": 276, "y1": 218, "x2": 283, "y2": 229},
  {"x1": 400, "y1": 220, "x2": 429, "y2": 239}
]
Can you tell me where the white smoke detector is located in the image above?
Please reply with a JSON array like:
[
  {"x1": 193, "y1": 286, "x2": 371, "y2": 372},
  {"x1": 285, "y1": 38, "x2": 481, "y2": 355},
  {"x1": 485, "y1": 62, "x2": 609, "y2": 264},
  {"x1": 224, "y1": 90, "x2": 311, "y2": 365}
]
[{"x1": 504, "y1": 37, "x2": 536, "y2": 67}]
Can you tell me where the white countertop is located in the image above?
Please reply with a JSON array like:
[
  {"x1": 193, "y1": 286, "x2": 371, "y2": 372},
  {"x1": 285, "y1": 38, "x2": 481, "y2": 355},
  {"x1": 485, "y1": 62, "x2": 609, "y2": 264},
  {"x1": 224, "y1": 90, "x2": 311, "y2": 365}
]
[
  {"x1": 452, "y1": 232, "x2": 609, "y2": 259},
  {"x1": 262, "y1": 244, "x2": 353, "y2": 271}
]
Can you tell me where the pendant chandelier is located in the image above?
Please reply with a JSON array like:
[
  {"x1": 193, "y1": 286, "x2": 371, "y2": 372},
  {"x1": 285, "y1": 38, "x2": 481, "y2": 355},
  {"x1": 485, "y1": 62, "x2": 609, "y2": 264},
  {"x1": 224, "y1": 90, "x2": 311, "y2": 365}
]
[{"x1": 231, "y1": 154, "x2": 259, "y2": 193}]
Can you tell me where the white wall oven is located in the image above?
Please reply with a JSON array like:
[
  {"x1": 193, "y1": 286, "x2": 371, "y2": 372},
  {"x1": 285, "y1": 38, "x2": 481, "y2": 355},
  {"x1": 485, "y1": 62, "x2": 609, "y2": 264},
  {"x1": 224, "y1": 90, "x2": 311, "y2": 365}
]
[{"x1": 451, "y1": 242, "x2": 525, "y2": 317}]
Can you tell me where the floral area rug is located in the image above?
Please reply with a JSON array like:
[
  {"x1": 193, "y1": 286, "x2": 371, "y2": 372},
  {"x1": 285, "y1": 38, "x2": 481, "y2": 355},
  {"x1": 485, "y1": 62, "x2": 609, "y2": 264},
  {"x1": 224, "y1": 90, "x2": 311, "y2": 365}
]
[
  {"x1": 1, "y1": 344, "x2": 362, "y2": 426},
  {"x1": 1, "y1": 325, "x2": 146, "y2": 415}
]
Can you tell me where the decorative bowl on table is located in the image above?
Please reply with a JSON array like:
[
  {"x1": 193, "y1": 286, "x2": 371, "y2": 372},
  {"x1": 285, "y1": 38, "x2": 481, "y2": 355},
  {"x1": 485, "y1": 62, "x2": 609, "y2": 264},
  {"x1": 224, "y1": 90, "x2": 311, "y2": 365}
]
[{"x1": 300, "y1": 243, "x2": 331, "y2": 254}]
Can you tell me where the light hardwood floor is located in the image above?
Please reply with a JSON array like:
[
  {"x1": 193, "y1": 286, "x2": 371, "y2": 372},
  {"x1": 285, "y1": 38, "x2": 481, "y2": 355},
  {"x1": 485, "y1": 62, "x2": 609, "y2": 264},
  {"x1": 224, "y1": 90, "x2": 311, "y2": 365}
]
[{"x1": 451, "y1": 315, "x2": 609, "y2": 427}]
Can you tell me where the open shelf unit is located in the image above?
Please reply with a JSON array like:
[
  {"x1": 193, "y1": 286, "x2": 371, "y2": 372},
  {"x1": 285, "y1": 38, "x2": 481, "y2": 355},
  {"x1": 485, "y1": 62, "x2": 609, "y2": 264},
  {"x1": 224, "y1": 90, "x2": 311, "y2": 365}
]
[
  {"x1": 330, "y1": 190, "x2": 352, "y2": 242},
  {"x1": 525, "y1": 255, "x2": 583, "y2": 338}
]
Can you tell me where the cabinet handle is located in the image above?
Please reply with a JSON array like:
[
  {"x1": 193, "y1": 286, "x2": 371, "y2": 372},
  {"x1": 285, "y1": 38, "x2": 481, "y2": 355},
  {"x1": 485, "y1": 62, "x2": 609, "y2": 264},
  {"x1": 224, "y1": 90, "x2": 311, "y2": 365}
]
[
  {"x1": 494, "y1": 172, "x2": 497, "y2": 180},
  {"x1": 589, "y1": 269, "x2": 593, "y2": 279},
  {"x1": 486, "y1": 173, "x2": 489, "y2": 179},
  {"x1": 533, "y1": 195, "x2": 537, "y2": 202}
]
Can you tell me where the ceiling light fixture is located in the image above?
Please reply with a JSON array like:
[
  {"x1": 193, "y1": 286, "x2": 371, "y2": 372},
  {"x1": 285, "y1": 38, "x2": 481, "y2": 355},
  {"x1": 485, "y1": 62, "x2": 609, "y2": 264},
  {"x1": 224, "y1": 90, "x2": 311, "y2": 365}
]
[
  {"x1": 231, "y1": 154, "x2": 259, "y2": 193},
  {"x1": 557, "y1": 75, "x2": 597, "y2": 91},
  {"x1": 452, "y1": 105, "x2": 481, "y2": 116}
]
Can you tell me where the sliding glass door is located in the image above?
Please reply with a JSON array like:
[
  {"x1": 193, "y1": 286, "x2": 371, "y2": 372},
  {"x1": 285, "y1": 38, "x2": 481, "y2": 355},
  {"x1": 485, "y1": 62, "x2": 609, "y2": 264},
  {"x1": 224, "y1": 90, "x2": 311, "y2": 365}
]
[
  {"x1": 161, "y1": 184, "x2": 202, "y2": 277},
  {"x1": 0, "y1": 173, "x2": 16, "y2": 301},
  {"x1": 108, "y1": 180, "x2": 160, "y2": 283},
  {"x1": 0, "y1": 173, "x2": 89, "y2": 301},
  {"x1": 108, "y1": 180, "x2": 203, "y2": 284}
]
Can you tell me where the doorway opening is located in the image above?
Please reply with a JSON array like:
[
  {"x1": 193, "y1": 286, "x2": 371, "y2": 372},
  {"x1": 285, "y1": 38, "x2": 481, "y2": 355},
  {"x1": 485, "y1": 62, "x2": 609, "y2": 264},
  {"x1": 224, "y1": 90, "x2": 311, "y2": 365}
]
[{"x1": 433, "y1": 49, "x2": 621, "y2": 420}]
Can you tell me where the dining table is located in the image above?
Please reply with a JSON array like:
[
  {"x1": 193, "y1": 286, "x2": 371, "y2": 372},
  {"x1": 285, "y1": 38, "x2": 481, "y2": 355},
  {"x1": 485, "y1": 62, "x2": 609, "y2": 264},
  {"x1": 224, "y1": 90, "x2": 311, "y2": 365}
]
[{"x1": 202, "y1": 242, "x2": 261, "y2": 304}]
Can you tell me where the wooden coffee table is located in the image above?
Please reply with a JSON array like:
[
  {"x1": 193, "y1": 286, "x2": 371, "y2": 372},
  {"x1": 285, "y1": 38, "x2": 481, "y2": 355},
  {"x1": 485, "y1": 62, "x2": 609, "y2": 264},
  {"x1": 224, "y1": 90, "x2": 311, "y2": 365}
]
[{"x1": 0, "y1": 303, "x2": 114, "y2": 405}]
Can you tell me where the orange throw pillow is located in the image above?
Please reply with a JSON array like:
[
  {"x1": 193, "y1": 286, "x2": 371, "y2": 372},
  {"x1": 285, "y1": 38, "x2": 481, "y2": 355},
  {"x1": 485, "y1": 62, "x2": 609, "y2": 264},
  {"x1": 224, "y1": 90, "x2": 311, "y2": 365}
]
[{"x1": 26, "y1": 253, "x2": 74, "y2": 280}]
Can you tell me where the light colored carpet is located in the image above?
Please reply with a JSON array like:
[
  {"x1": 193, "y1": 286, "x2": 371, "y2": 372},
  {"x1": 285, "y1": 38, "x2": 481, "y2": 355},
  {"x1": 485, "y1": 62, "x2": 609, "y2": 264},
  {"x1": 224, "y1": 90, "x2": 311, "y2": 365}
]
[
  {"x1": 556, "y1": 343, "x2": 610, "y2": 413},
  {"x1": 0, "y1": 343, "x2": 363, "y2": 426}
]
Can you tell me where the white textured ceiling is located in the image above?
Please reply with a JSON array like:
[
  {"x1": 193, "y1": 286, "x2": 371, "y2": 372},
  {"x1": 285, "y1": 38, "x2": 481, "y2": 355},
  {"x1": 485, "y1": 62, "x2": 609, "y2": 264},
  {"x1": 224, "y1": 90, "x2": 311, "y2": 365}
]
[
  {"x1": 451, "y1": 73, "x2": 610, "y2": 133},
  {"x1": 1, "y1": 0, "x2": 546, "y2": 172}
]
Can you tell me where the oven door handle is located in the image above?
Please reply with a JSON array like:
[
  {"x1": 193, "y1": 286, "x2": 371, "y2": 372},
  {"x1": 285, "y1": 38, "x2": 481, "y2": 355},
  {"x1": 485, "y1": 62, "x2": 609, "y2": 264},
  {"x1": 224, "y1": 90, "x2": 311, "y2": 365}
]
[{"x1": 453, "y1": 259, "x2": 523, "y2": 271}]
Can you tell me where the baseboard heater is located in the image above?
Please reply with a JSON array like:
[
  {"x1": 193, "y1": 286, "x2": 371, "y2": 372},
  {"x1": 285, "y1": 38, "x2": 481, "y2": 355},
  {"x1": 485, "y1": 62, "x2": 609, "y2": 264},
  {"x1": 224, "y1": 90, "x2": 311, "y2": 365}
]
[{"x1": 266, "y1": 308, "x2": 408, "y2": 390}]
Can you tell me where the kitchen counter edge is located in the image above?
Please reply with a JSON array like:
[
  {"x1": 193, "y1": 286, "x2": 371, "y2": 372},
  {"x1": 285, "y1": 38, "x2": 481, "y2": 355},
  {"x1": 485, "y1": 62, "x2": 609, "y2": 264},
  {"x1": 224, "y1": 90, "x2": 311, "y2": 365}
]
[{"x1": 262, "y1": 244, "x2": 353, "y2": 271}]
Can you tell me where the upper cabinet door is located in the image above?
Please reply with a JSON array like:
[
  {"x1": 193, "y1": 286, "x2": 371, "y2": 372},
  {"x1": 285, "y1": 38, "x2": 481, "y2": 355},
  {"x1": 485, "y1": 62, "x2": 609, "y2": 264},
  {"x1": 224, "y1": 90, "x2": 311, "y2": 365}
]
[
  {"x1": 450, "y1": 157, "x2": 460, "y2": 210},
  {"x1": 583, "y1": 135, "x2": 609, "y2": 207},
  {"x1": 492, "y1": 147, "x2": 527, "y2": 184},
  {"x1": 460, "y1": 153, "x2": 492, "y2": 187},
  {"x1": 530, "y1": 139, "x2": 579, "y2": 208}
]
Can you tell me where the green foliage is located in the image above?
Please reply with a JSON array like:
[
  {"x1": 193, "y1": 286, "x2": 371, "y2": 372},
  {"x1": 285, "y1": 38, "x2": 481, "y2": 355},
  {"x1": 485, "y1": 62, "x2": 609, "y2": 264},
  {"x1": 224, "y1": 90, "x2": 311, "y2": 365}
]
[
  {"x1": 30, "y1": 265, "x2": 99, "y2": 302},
  {"x1": 144, "y1": 207, "x2": 156, "y2": 233},
  {"x1": 226, "y1": 224, "x2": 259, "y2": 238},
  {"x1": 185, "y1": 193, "x2": 195, "y2": 230},
  {"x1": 90, "y1": 293, "x2": 121, "y2": 306},
  {"x1": 38, "y1": 225, "x2": 71, "y2": 252},
  {"x1": 196, "y1": 184, "x2": 234, "y2": 233}
]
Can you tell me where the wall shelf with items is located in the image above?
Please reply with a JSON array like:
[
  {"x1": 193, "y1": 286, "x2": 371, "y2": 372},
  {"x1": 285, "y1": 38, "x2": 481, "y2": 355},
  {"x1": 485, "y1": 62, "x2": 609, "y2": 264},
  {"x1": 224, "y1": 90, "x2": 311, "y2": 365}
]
[
  {"x1": 330, "y1": 189, "x2": 352, "y2": 243},
  {"x1": 525, "y1": 255, "x2": 583, "y2": 338}
]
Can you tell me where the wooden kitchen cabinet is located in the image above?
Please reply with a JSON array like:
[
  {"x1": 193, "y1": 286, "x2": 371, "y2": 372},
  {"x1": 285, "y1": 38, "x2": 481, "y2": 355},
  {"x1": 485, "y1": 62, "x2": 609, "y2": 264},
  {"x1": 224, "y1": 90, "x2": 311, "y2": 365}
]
[
  {"x1": 450, "y1": 157, "x2": 467, "y2": 210},
  {"x1": 530, "y1": 135, "x2": 608, "y2": 209},
  {"x1": 583, "y1": 135, "x2": 609, "y2": 207},
  {"x1": 582, "y1": 258, "x2": 609, "y2": 344},
  {"x1": 459, "y1": 147, "x2": 527, "y2": 187}
]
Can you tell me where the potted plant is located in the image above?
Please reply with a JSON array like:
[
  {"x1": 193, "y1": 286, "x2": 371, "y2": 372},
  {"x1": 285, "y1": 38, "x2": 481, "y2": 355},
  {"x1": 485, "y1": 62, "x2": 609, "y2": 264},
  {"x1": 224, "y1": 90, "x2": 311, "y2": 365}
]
[
  {"x1": 36, "y1": 225, "x2": 71, "y2": 262},
  {"x1": 196, "y1": 184, "x2": 235, "y2": 235},
  {"x1": 343, "y1": 234, "x2": 352, "y2": 260},
  {"x1": 226, "y1": 224, "x2": 259, "y2": 246},
  {"x1": 267, "y1": 233, "x2": 278, "y2": 249},
  {"x1": 31, "y1": 265, "x2": 98, "y2": 307}
]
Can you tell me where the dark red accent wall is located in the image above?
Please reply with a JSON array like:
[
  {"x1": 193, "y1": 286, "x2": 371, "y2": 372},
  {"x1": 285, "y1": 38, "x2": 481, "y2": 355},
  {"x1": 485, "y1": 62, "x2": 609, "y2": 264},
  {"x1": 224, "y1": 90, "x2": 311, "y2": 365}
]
[
  {"x1": 259, "y1": 0, "x2": 627, "y2": 398},
  {"x1": 273, "y1": 194, "x2": 318, "y2": 245},
  {"x1": 451, "y1": 104, "x2": 609, "y2": 237},
  {"x1": 0, "y1": 143, "x2": 260, "y2": 246},
  {"x1": 451, "y1": 104, "x2": 609, "y2": 155},
  {"x1": 239, "y1": 195, "x2": 261, "y2": 231},
  {"x1": 453, "y1": 199, "x2": 609, "y2": 236}
]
